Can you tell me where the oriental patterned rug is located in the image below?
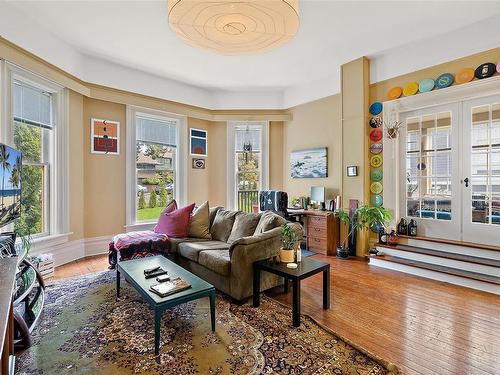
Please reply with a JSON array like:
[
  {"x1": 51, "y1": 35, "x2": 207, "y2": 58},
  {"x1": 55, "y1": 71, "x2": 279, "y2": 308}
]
[{"x1": 16, "y1": 271, "x2": 399, "y2": 374}]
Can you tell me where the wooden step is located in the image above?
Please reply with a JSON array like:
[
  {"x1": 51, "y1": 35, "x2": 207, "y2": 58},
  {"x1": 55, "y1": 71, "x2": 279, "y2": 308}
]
[
  {"x1": 376, "y1": 243, "x2": 500, "y2": 268},
  {"x1": 397, "y1": 234, "x2": 500, "y2": 252},
  {"x1": 369, "y1": 254, "x2": 500, "y2": 285}
]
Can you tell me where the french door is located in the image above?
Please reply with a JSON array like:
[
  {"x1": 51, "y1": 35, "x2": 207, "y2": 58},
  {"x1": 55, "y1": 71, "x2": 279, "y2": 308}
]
[{"x1": 399, "y1": 94, "x2": 500, "y2": 247}]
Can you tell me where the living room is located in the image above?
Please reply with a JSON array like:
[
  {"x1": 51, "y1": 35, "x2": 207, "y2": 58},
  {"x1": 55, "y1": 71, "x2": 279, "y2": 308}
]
[{"x1": 0, "y1": 1, "x2": 499, "y2": 374}]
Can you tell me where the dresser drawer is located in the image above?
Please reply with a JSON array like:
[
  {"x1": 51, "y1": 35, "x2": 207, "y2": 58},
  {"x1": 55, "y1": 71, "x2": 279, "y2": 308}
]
[
  {"x1": 307, "y1": 215, "x2": 327, "y2": 228},
  {"x1": 307, "y1": 225, "x2": 327, "y2": 239},
  {"x1": 308, "y1": 236, "x2": 327, "y2": 253}
]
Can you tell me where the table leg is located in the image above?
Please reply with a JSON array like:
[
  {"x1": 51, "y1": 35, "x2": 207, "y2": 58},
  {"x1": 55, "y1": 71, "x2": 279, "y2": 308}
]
[
  {"x1": 292, "y1": 279, "x2": 301, "y2": 327},
  {"x1": 154, "y1": 309, "x2": 161, "y2": 356},
  {"x1": 283, "y1": 277, "x2": 289, "y2": 294},
  {"x1": 209, "y1": 289, "x2": 216, "y2": 332},
  {"x1": 116, "y1": 268, "x2": 120, "y2": 298},
  {"x1": 323, "y1": 267, "x2": 330, "y2": 309},
  {"x1": 253, "y1": 265, "x2": 261, "y2": 307}
]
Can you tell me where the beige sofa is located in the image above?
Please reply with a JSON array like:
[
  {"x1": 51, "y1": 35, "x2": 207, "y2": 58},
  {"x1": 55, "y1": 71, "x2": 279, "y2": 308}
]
[{"x1": 170, "y1": 208, "x2": 303, "y2": 301}]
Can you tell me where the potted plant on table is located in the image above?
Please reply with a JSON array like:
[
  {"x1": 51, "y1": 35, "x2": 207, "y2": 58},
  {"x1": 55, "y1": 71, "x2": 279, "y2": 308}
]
[
  {"x1": 280, "y1": 223, "x2": 300, "y2": 263},
  {"x1": 333, "y1": 205, "x2": 392, "y2": 259}
]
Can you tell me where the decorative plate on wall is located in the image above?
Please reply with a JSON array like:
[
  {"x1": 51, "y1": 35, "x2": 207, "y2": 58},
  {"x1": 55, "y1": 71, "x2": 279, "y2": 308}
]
[
  {"x1": 371, "y1": 194, "x2": 383, "y2": 207},
  {"x1": 418, "y1": 79, "x2": 435, "y2": 93},
  {"x1": 475, "y1": 63, "x2": 496, "y2": 79},
  {"x1": 369, "y1": 143, "x2": 383, "y2": 154},
  {"x1": 387, "y1": 87, "x2": 402, "y2": 100},
  {"x1": 369, "y1": 116, "x2": 382, "y2": 128},
  {"x1": 370, "y1": 154, "x2": 383, "y2": 168},
  {"x1": 403, "y1": 82, "x2": 419, "y2": 97},
  {"x1": 435, "y1": 73, "x2": 454, "y2": 89},
  {"x1": 497, "y1": 62, "x2": 500, "y2": 74},
  {"x1": 455, "y1": 67, "x2": 475, "y2": 84},
  {"x1": 370, "y1": 168, "x2": 383, "y2": 181},
  {"x1": 370, "y1": 181, "x2": 383, "y2": 194},
  {"x1": 370, "y1": 128, "x2": 383, "y2": 142},
  {"x1": 369, "y1": 102, "x2": 383, "y2": 115}
]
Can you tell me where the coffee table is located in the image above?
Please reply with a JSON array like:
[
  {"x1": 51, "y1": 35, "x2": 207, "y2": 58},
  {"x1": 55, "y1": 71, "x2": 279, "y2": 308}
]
[
  {"x1": 116, "y1": 255, "x2": 216, "y2": 355},
  {"x1": 253, "y1": 257, "x2": 330, "y2": 327}
]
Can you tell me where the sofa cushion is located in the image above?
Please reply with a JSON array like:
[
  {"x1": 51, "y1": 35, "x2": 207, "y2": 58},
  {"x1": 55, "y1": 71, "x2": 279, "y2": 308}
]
[
  {"x1": 254, "y1": 211, "x2": 286, "y2": 235},
  {"x1": 178, "y1": 241, "x2": 230, "y2": 262},
  {"x1": 210, "y1": 209, "x2": 237, "y2": 242},
  {"x1": 188, "y1": 201, "x2": 211, "y2": 239},
  {"x1": 227, "y1": 212, "x2": 261, "y2": 243},
  {"x1": 154, "y1": 203, "x2": 195, "y2": 237},
  {"x1": 209, "y1": 206, "x2": 222, "y2": 228},
  {"x1": 169, "y1": 237, "x2": 209, "y2": 254},
  {"x1": 198, "y1": 250, "x2": 231, "y2": 276}
]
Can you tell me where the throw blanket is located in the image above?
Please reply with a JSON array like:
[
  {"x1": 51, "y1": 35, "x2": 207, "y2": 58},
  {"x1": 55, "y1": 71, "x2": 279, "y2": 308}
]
[{"x1": 108, "y1": 230, "x2": 170, "y2": 269}]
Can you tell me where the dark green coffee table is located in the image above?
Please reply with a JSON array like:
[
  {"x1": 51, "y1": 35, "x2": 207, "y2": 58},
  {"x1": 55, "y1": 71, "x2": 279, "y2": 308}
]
[{"x1": 116, "y1": 256, "x2": 216, "y2": 355}]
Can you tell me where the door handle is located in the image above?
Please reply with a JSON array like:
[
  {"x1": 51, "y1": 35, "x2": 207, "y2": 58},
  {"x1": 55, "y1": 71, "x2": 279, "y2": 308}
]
[{"x1": 463, "y1": 177, "x2": 469, "y2": 187}]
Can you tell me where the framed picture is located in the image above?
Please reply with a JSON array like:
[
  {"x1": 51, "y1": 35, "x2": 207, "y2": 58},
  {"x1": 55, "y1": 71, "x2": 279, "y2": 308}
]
[
  {"x1": 91, "y1": 118, "x2": 120, "y2": 155},
  {"x1": 192, "y1": 158, "x2": 206, "y2": 169},
  {"x1": 190, "y1": 128, "x2": 207, "y2": 157},
  {"x1": 290, "y1": 147, "x2": 327, "y2": 178},
  {"x1": 347, "y1": 166, "x2": 358, "y2": 177}
]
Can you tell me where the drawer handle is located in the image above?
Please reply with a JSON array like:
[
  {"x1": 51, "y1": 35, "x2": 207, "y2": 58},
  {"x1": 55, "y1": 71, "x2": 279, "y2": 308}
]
[
  {"x1": 314, "y1": 238, "x2": 321, "y2": 242},
  {"x1": 314, "y1": 228, "x2": 321, "y2": 231}
]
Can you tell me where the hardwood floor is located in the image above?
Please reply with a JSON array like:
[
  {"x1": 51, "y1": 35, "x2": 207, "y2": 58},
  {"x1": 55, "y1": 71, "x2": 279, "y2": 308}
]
[{"x1": 54, "y1": 254, "x2": 500, "y2": 375}]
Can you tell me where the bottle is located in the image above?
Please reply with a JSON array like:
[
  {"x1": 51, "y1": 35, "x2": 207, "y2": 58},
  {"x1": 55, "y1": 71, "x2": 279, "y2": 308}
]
[
  {"x1": 408, "y1": 219, "x2": 418, "y2": 236},
  {"x1": 388, "y1": 230, "x2": 398, "y2": 246},
  {"x1": 397, "y1": 218, "x2": 408, "y2": 235},
  {"x1": 378, "y1": 226, "x2": 387, "y2": 244},
  {"x1": 296, "y1": 245, "x2": 302, "y2": 263}
]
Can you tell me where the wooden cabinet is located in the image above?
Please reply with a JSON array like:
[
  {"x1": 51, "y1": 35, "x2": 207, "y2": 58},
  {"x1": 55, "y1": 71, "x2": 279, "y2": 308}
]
[{"x1": 304, "y1": 211, "x2": 340, "y2": 256}]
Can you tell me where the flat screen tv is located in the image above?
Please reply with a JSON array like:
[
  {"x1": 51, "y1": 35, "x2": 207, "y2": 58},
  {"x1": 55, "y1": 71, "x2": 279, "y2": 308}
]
[{"x1": 0, "y1": 144, "x2": 22, "y2": 228}]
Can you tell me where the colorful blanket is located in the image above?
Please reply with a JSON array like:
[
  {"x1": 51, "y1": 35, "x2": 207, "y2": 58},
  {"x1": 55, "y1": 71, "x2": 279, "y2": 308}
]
[{"x1": 108, "y1": 230, "x2": 170, "y2": 269}]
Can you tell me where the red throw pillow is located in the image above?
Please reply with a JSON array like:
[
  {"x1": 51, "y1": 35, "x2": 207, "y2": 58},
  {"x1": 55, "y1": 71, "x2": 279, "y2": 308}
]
[{"x1": 154, "y1": 203, "x2": 195, "y2": 238}]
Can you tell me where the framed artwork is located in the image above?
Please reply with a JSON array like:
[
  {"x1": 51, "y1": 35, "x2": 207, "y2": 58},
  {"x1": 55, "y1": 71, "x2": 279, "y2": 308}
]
[
  {"x1": 290, "y1": 147, "x2": 327, "y2": 178},
  {"x1": 91, "y1": 118, "x2": 120, "y2": 155},
  {"x1": 190, "y1": 128, "x2": 207, "y2": 157},
  {"x1": 192, "y1": 158, "x2": 206, "y2": 169},
  {"x1": 347, "y1": 166, "x2": 358, "y2": 177}
]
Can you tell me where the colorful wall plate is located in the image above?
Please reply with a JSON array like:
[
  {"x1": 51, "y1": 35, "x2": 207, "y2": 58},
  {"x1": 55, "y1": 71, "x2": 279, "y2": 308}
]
[
  {"x1": 369, "y1": 116, "x2": 382, "y2": 128},
  {"x1": 475, "y1": 63, "x2": 496, "y2": 79},
  {"x1": 418, "y1": 79, "x2": 435, "y2": 93},
  {"x1": 387, "y1": 87, "x2": 402, "y2": 100},
  {"x1": 369, "y1": 128, "x2": 383, "y2": 142},
  {"x1": 369, "y1": 102, "x2": 383, "y2": 115},
  {"x1": 370, "y1": 181, "x2": 383, "y2": 194},
  {"x1": 370, "y1": 168, "x2": 383, "y2": 181},
  {"x1": 370, "y1": 143, "x2": 383, "y2": 154},
  {"x1": 455, "y1": 67, "x2": 474, "y2": 84},
  {"x1": 371, "y1": 194, "x2": 383, "y2": 207},
  {"x1": 403, "y1": 82, "x2": 419, "y2": 97},
  {"x1": 435, "y1": 73, "x2": 454, "y2": 89},
  {"x1": 370, "y1": 154, "x2": 383, "y2": 168}
]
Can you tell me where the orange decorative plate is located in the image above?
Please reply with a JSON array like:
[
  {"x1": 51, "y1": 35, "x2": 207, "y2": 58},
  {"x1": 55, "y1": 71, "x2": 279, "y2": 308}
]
[
  {"x1": 403, "y1": 82, "x2": 419, "y2": 97},
  {"x1": 455, "y1": 68, "x2": 474, "y2": 84},
  {"x1": 387, "y1": 87, "x2": 402, "y2": 100}
]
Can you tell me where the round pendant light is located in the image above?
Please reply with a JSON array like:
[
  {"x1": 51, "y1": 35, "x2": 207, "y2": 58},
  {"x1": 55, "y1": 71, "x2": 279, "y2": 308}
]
[{"x1": 167, "y1": 0, "x2": 299, "y2": 54}]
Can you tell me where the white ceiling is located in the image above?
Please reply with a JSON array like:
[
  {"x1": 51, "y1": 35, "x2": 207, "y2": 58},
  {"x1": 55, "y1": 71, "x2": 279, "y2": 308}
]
[{"x1": 1, "y1": 1, "x2": 500, "y2": 109}]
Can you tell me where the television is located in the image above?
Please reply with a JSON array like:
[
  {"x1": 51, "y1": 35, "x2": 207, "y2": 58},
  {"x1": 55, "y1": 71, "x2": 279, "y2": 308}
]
[{"x1": 0, "y1": 144, "x2": 22, "y2": 228}]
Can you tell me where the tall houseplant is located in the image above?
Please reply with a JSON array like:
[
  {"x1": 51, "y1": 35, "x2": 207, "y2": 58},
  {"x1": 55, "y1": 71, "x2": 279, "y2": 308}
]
[{"x1": 334, "y1": 205, "x2": 392, "y2": 258}]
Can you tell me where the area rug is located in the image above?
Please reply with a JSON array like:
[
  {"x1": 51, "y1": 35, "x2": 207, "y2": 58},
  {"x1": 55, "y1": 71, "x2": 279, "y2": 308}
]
[{"x1": 16, "y1": 271, "x2": 399, "y2": 374}]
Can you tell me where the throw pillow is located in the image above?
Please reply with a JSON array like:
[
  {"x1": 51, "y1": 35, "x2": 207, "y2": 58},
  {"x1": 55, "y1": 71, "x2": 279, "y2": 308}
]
[
  {"x1": 254, "y1": 211, "x2": 286, "y2": 235},
  {"x1": 210, "y1": 209, "x2": 238, "y2": 242},
  {"x1": 209, "y1": 206, "x2": 222, "y2": 228},
  {"x1": 188, "y1": 201, "x2": 212, "y2": 239},
  {"x1": 154, "y1": 203, "x2": 195, "y2": 238},
  {"x1": 227, "y1": 212, "x2": 261, "y2": 243},
  {"x1": 161, "y1": 200, "x2": 178, "y2": 214}
]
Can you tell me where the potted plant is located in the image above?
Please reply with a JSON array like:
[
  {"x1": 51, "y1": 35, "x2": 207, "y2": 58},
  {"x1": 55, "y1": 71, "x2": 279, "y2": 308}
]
[
  {"x1": 334, "y1": 205, "x2": 392, "y2": 258},
  {"x1": 280, "y1": 223, "x2": 299, "y2": 263}
]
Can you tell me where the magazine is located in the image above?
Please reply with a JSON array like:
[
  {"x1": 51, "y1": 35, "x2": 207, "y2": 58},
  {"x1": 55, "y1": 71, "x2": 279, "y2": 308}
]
[{"x1": 149, "y1": 277, "x2": 191, "y2": 298}]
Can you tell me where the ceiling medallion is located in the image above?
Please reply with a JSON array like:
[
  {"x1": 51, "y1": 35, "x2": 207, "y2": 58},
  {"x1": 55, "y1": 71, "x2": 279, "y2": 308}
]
[{"x1": 167, "y1": 0, "x2": 300, "y2": 54}]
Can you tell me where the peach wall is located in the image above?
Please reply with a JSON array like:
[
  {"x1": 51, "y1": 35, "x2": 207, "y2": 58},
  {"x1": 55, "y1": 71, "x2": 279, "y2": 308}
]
[{"x1": 187, "y1": 117, "x2": 211, "y2": 205}]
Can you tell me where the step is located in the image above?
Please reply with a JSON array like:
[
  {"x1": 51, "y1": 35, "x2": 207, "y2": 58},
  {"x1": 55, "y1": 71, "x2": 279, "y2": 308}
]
[
  {"x1": 377, "y1": 243, "x2": 500, "y2": 268},
  {"x1": 369, "y1": 254, "x2": 500, "y2": 296},
  {"x1": 398, "y1": 234, "x2": 500, "y2": 252}
]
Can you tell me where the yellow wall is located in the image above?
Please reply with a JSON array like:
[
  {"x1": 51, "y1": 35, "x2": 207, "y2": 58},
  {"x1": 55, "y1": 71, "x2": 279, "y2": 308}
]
[
  {"x1": 282, "y1": 95, "x2": 342, "y2": 201},
  {"x1": 208, "y1": 121, "x2": 227, "y2": 207},
  {"x1": 269, "y1": 121, "x2": 284, "y2": 191}
]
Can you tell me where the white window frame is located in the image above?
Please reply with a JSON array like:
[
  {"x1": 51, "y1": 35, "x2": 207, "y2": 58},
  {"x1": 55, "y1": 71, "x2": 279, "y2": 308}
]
[
  {"x1": 226, "y1": 121, "x2": 269, "y2": 210},
  {"x1": 125, "y1": 105, "x2": 187, "y2": 231},
  {"x1": 0, "y1": 61, "x2": 70, "y2": 249}
]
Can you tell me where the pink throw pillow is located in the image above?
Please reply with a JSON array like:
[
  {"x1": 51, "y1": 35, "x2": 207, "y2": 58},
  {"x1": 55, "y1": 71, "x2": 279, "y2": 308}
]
[
  {"x1": 154, "y1": 203, "x2": 195, "y2": 238},
  {"x1": 162, "y1": 200, "x2": 178, "y2": 214}
]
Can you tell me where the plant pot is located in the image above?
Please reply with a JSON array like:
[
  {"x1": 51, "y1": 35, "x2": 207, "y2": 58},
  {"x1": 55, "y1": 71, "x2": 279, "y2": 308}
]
[
  {"x1": 279, "y1": 248, "x2": 295, "y2": 263},
  {"x1": 336, "y1": 247, "x2": 349, "y2": 259}
]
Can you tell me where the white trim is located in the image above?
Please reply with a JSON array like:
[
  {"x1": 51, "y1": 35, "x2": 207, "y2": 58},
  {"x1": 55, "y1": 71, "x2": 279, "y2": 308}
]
[{"x1": 189, "y1": 127, "x2": 208, "y2": 157}]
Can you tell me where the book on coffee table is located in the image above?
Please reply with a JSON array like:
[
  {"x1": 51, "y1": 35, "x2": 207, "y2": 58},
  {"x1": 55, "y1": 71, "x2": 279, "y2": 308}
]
[{"x1": 149, "y1": 277, "x2": 191, "y2": 298}]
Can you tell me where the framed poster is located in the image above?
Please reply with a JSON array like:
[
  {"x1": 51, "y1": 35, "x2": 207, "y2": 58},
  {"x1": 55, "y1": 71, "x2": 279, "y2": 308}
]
[
  {"x1": 190, "y1": 128, "x2": 207, "y2": 157},
  {"x1": 290, "y1": 147, "x2": 327, "y2": 178},
  {"x1": 91, "y1": 118, "x2": 120, "y2": 155}
]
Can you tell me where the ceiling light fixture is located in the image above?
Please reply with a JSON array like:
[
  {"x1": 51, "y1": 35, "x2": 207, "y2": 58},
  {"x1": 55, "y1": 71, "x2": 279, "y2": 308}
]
[{"x1": 167, "y1": 0, "x2": 299, "y2": 54}]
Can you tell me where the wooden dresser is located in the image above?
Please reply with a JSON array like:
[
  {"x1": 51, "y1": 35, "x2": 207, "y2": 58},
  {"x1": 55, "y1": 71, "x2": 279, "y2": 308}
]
[{"x1": 299, "y1": 210, "x2": 340, "y2": 256}]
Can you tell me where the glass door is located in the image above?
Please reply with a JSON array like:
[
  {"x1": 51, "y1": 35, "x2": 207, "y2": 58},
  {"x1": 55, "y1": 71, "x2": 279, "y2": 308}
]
[
  {"x1": 462, "y1": 95, "x2": 500, "y2": 246},
  {"x1": 399, "y1": 103, "x2": 460, "y2": 240}
]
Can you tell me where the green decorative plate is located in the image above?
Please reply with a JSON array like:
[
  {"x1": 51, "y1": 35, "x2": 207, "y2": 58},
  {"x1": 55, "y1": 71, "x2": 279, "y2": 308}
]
[
  {"x1": 370, "y1": 181, "x2": 383, "y2": 194},
  {"x1": 370, "y1": 168, "x2": 383, "y2": 181},
  {"x1": 371, "y1": 194, "x2": 383, "y2": 207}
]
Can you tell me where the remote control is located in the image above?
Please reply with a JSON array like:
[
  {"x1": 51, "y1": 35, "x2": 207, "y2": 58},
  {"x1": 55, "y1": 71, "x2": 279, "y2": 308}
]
[
  {"x1": 144, "y1": 266, "x2": 160, "y2": 274},
  {"x1": 156, "y1": 274, "x2": 170, "y2": 282}
]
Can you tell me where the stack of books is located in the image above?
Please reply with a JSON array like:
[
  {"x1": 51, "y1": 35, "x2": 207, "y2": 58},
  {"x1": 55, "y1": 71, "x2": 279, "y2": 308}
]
[
  {"x1": 150, "y1": 277, "x2": 191, "y2": 298},
  {"x1": 31, "y1": 253, "x2": 54, "y2": 281}
]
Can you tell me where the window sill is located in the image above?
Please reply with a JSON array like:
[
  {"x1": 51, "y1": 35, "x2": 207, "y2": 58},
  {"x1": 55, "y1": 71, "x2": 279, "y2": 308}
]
[
  {"x1": 124, "y1": 223, "x2": 155, "y2": 232},
  {"x1": 29, "y1": 232, "x2": 73, "y2": 254}
]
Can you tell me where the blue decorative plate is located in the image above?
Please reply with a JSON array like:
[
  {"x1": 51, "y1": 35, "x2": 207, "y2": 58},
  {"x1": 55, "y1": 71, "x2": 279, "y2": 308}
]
[
  {"x1": 419, "y1": 79, "x2": 435, "y2": 93},
  {"x1": 371, "y1": 194, "x2": 383, "y2": 207},
  {"x1": 435, "y1": 73, "x2": 454, "y2": 89},
  {"x1": 369, "y1": 102, "x2": 383, "y2": 115}
]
